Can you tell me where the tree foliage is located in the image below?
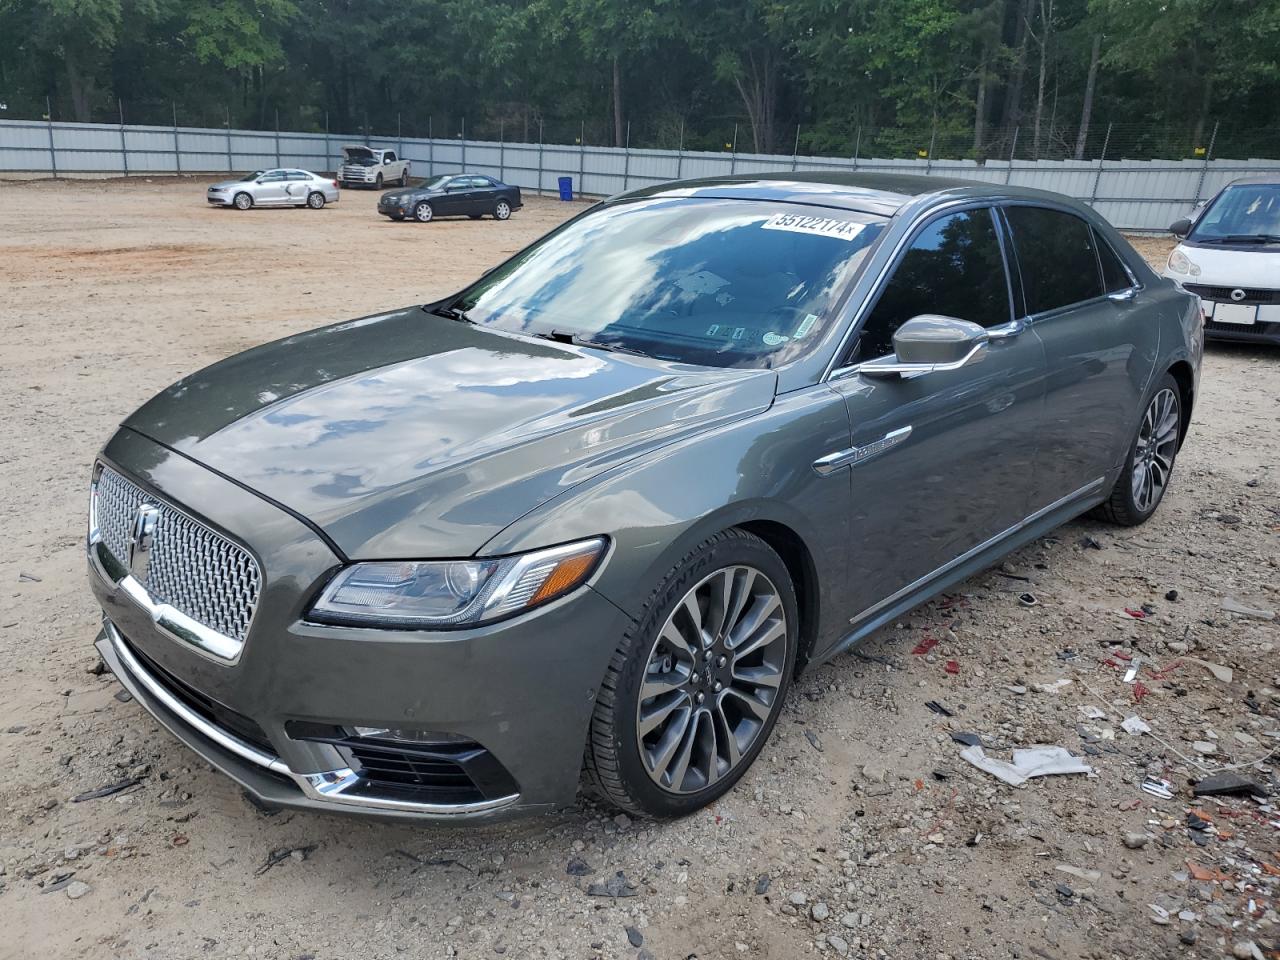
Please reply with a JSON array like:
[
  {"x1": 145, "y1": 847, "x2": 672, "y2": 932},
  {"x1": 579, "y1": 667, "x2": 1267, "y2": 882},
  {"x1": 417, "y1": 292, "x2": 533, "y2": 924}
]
[{"x1": 1, "y1": 0, "x2": 1277, "y2": 157}]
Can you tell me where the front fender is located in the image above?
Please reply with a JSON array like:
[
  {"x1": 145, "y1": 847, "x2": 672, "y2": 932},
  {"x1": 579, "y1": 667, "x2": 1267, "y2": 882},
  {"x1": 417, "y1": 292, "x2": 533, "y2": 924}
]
[{"x1": 479, "y1": 386, "x2": 855, "y2": 652}]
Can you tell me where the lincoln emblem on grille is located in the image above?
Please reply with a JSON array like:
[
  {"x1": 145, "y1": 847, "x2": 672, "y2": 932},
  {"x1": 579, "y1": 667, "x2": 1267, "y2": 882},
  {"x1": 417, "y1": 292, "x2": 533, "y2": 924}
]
[{"x1": 128, "y1": 503, "x2": 160, "y2": 581}]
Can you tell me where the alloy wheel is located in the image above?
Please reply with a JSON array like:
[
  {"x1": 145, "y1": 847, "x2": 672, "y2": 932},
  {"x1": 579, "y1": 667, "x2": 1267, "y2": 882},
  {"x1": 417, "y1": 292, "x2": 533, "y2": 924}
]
[
  {"x1": 234, "y1": 192, "x2": 252, "y2": 210},
  {"x1": 635, "y1": 565, "x2": 788, "y2": 795},
  {"x1": 415, "y1": 201, "x2": 433, "y2": 223},
  {"x1": 307, "y1": 192, "x2": 325, "y2": 209},
  {"x1": 1131, "y1": 387, "x2": 1179, "y2": 512},
  {"x1": 495, "y1": 200, "x2": 511, "y2": 220}
]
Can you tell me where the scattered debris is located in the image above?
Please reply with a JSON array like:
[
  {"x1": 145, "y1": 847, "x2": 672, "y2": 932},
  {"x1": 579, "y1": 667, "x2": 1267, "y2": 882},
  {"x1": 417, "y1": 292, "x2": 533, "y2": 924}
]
[
  {"x1": 1193, "y1": 772, "x2": 1269, "y2": 799},
  {"x1": 1221, "y1": 597, "x2": 1276, "y2": 621},
  {"x1": 1018, "y1": 593, "x2": 1038, "y2": 607},
  {"x1": 71, "y1": 777, "x2": 140, "y2": 802},
  {"x1": 1078, "y1": 535, "x2": 1103, "y2": 550},
  {"x1": 18, "y1": 571, "x2": 42, "y2": 582},
  {"x1": 566, "y1": 856, "x2": 594, "y2": 877},
  {"x1": 958, "y1": 745, "x2": 1092, "y2": 787},
  {"x1": 64, "y1": 880, "x2": 91, "y2": 900},
  {"x1": 1121, "y1": 715, "x2": 1151, "y2": 735},
  {"x1": 254, "y1": 844, "x2": 317, "y2": 877},
  {"x1": 803, "y1": 729, "x2": 822, "y2": 751},
  {"x1": 911, "y1": 635, "x2": 939, "y2": 656},
  {"x1": 586, "y1": 872, "x2": 639, "y2": 898},
  {"x1": 1141, "y1": 778, "x2": 1175, "y2": 800},
  {"x1": 950, "y1": 731, "x2": 985, "y2": 747},
  {"x1": 625, "y1": 926, "x2": 644, "y2": 947},
  {"x1": 1055, "y1": 864, "x2": 1101, "y2": 883},
  {"x1": 1122, "y1": 657, "x2": 1142, "y2": 683},
  {"x1": 924, "y1": 700, "x2": 954, "y2": 717},
  {"x1": 754, "y1": 874, "x2": 771, "y2": 895},
  {"x1": 944, "y1": 660, "x2": 960, "y2": 675}
]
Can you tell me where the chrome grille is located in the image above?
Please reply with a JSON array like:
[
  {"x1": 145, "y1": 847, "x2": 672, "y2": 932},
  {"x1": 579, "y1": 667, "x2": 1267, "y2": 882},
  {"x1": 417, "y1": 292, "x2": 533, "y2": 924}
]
[{"x1": 93, "y1": 465, "x2": 262, "y2": 646}]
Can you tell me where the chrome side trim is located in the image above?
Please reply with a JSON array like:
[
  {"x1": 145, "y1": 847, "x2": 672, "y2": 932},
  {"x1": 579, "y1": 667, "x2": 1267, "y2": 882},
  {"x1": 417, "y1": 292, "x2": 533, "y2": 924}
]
[
  {"x1": 109, "y1": 620, "x2": 287, "y2": 773},
  {"x1": 117, "y1": 570, "x2": 243, "y2": 661},
  {"x1": 813, "y1": 426, "x2": 913, "y2": 476},
  {"x1": 847, "y1": 475, "x2": 1106, "y2": 625},
  {"x1": 103, "y1": 621, "x2": 520, "y2": 817}
]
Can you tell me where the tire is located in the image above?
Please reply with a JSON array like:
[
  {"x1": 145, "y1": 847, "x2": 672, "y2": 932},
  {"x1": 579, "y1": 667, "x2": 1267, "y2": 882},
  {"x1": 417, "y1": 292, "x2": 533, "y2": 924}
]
[
  {"x1": 584, "y1": 529, "x2": 798, "y2": 818},
  {"x1": 400, "y1": 167, "x2": 411, "y2": 187},
  {"x1": 233, "y1": 192, "x2": 253, "y2": 210},
  {"x1": 493, "y1": 198, "x2": 512, "y2": 221},
  {"x1": 375, "y1": 173, "x2": 384, "y2": 189},
  {"x1": 306, "y1": 191, "x2": 325, "y2": 209},
  {"x1": 413, "y1": 201, "x2": 433, "y2": 223},
  {"x1": 1092, "y1": 372, "x2": 1182, "y2": 526}
]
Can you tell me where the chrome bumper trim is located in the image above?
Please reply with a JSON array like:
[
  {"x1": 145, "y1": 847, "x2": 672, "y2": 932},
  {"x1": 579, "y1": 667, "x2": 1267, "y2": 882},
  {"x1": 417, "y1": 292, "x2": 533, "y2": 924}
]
[{"x1": 103, "y1": 620, "x2": 520, "y2": 817}]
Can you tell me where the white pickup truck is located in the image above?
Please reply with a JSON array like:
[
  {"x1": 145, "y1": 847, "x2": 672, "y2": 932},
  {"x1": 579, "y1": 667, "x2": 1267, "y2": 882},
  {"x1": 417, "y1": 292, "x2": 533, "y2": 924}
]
[{"x1": 337, "y1": 145, "x2": 412, "y2": 189}]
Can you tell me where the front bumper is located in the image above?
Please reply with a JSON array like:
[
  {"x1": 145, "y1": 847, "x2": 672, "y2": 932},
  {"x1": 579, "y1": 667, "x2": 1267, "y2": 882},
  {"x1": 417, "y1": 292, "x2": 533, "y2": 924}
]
[
  {"x1": 206, "y1": 193, "x2": 232, "y2": 206},
  {"x1": 89, "y1": 432, "x2": 633, "y2": 821}
]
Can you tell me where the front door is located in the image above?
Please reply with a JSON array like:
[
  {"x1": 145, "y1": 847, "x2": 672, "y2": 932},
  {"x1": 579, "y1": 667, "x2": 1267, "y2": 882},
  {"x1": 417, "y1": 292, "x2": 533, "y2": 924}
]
[
  {"x1": 255, "y1": 171, "x2": 289, "y2": 205},
  {"x1": 825, "y1": 205, "x2": 1048, "y2": 630},
  {"x1": 999, "y1": 205, "x2": 1158, "y2": 511}
]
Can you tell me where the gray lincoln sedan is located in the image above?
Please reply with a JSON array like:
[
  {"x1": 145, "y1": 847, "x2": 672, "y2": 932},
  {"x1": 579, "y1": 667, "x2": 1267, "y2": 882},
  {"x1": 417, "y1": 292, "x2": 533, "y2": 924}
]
[{"x1": 89, "y1": 173, "x2": 1201, "y2": 822}]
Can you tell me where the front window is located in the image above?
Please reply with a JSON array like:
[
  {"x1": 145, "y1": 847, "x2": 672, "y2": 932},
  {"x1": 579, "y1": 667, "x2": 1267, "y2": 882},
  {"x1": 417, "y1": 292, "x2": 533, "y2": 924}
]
[
  {"x1": 452, "y1": 198, "x2": 886, "y2": 368},
  {"x1": 1190, "y1": 183, "x2": 1280, "y2": 244}
]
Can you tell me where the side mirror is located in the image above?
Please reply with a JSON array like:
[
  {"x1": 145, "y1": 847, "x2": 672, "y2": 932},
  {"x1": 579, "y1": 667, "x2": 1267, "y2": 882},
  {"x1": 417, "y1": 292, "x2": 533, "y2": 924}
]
[
  {"x1": 861, "y1": 315, "x2": 989, "y2": 378},
  {"x1": 1169, "y1": 217, "x2": 1192, "y2": 238}
]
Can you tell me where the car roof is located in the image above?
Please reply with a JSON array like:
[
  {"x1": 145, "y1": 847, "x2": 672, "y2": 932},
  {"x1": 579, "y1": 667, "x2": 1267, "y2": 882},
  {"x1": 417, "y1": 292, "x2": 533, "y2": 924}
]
[
  {"x1": 1223, "y1": 174, "x2": 1280, "y2": 187},
  {"x1": 609, "y1": 171, "x2": 1084, "y2": 217}
]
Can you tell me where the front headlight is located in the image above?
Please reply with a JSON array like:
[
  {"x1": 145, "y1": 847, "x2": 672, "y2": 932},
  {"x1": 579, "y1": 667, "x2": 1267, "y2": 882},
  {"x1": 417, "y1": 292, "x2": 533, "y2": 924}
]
[
  {"x1": 307, "y1": 537, "x2": 607, "y2": 629},
  {"x1": 1167, "y1": 249, "x2": 1201, "y2": 276}
]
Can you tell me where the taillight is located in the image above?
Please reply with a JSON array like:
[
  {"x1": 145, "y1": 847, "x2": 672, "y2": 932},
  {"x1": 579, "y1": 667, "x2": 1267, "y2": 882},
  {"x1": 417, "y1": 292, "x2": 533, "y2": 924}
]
[{"x1": 333, "y1": 180, "x2": 339, "y2": 189}]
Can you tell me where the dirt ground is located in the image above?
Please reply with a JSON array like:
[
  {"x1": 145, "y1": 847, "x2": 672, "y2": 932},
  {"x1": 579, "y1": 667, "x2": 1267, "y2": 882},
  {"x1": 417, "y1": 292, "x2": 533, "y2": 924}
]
[{"x1": 0, "y1": 177, "x2": 1277, "y2": 960}]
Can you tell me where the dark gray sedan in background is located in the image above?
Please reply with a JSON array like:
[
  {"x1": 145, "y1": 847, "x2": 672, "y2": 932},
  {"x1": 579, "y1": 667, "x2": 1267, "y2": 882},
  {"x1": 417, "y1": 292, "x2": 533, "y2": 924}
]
[
  {"x1": 378, "y1": 172, "x2": 522, "y2": 222},
  {"x1": 89, "y1": 173, "x2": 1201, "y2": 822}
]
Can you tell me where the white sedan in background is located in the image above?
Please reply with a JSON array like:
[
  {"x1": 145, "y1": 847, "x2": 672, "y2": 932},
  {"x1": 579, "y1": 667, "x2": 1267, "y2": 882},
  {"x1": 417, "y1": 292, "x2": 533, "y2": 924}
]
[
  {"x1": 1163, "y1": 175, "x2": 1280, "y2": 346},
  {"x1": 206, "y1": 169, "x2": 340, "y2": 210}
]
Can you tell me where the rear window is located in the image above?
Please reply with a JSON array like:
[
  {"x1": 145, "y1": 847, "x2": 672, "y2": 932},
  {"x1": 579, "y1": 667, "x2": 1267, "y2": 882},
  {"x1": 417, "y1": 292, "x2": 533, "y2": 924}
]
[
  {"x1": 1095, "y1": 231, "x2": 1134, "y2": 293},
  {"x1": 1004, "y1": 206, "x2": 1103, "y2": 314}
]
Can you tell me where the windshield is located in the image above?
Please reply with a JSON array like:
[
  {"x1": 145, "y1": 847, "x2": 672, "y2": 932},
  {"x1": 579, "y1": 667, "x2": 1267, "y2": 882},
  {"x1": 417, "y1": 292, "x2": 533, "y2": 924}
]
[
  {"x1": 420, "y1": 175, "x2": 451, "y2": 190},
  {"x1": 453, "y1": 198, "x2": 886, "y2": 368},
  {"x1": 238, "y1": 171, "x2": 264, "y2": 182},
  {"x1": 1190, "y1": 183, "x2": 1280, "y2": 243}
]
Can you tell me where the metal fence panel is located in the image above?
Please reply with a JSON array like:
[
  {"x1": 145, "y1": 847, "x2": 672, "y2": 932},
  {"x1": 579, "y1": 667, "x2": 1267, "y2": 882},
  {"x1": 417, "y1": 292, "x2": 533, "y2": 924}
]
[{"x1": 5, "y1": 118, "x2": 1280, "y2": 230}]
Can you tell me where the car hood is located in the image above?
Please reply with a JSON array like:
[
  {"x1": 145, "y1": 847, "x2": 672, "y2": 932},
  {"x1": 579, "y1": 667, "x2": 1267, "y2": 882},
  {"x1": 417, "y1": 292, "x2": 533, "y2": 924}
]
[
  {"x1": 209, "y1": 179, "x2": 253, "y2": 191},
  {"x1": 123, "y1": 309, "x2": 776, "y2": 559},
  {"x1": 1175, "y1": 243, "x2": 1280, "y2": 286},
  {"x1": 383, "y1": 188, "x2": 440, "y2": 202}
]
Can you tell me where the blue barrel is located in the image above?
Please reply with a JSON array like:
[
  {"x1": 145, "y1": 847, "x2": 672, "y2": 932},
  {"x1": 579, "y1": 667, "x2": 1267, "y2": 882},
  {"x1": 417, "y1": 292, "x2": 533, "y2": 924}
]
[{"x1": 558, "y1": 176, "x2": 574, "y2": 201}]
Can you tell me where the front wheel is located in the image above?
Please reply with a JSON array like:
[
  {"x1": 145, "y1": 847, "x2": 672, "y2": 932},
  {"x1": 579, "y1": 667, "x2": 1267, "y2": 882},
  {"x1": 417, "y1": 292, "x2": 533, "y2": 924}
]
[
  {"x1": 413, "y1": 201, "x2": 433, "y2": 223},
  {"x1": 1093, "y1": 373, "x2": 1182, "y2": 525},
  {"x1": 306, "y1": 191, "x2": 325, "y2": 209},
  {"x1": 584, "y1": 529, "x2": 797, "y2": 817},
  {"x1": 375, "y1": 173, "x2": 384, "y2": 189},
  {"x1": 233, "y1": 192, "x2": 253, "y2": 210},
  {"x1": 493, "y1": 199, "x2": 512, "y2": 220}
]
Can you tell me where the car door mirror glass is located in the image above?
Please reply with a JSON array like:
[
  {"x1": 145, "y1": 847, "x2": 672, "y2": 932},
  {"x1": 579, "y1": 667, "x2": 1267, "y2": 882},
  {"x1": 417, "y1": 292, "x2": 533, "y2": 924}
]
[{"x1": 1169, "y1": 217, "x2": 1192, "y2": 239}]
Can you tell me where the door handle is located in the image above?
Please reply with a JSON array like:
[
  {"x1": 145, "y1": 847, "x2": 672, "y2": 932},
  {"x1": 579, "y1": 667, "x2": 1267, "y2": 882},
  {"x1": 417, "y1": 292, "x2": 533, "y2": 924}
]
[{"x1": 1108, "y1": 288, "x2": 1138, "y2": 302}]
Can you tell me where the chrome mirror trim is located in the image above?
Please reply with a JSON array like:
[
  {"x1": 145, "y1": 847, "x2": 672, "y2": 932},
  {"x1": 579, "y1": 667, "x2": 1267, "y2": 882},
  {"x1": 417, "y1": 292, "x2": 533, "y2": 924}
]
[{"x1": 858, "y1": 339, "x2": 989, "y2": 378}]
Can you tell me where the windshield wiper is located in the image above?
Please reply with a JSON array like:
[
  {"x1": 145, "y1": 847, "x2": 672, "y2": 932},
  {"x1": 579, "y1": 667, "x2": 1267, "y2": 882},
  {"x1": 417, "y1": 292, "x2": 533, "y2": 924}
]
[
  {"x1": 531, "y1": 330, "x2": 652, "y2": 358},
  {"x1": 426, "y1": 304, "x2": 474, "y2": 323},
  {"x1": 1198, "y1": 234, "x2": 1280, "y2": 244}
]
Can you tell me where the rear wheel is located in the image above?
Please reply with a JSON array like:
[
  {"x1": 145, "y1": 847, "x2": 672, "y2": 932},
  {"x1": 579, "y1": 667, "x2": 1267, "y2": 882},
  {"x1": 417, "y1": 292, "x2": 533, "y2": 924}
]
[
  {"x1": 413, "y1": 201, "x2": 434, "y2": 223},
  {"x1": 584, "y1": 529, "x2": 797, "y2": 817},
  {"x1": 399, "y1": 167, "x2": 411, "y2": 187},
  {"x1": 1093, "y1": 373, "x2": 1181, "y2": 526},
  {"x1": 493, "y1": 199, "x2": 512, "y2": 220},
  {"x1": 233, "y1": 192, "x2": 253, "y2": 210},
  {"x1": 306, "y1": 191, "x2": 325, "y2": 209}
]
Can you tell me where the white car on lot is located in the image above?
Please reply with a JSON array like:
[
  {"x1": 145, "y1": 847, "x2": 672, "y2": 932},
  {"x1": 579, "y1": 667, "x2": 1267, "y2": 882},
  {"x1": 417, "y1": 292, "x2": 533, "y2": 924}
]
[
  {"x1": 338, "y1": 145, "x2": 411, "y2": 189},
  {"x1": 1163, "y1": 175, "x2": 1280, "y2": 345},
  {"x1": 206, "y1": 169, "x2": 339, "y2": 210}
]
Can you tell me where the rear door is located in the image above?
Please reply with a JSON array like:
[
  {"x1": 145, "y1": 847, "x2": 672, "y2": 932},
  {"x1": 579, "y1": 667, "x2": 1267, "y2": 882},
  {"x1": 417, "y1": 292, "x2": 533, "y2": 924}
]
[
  {"x1": 825, "y1": 204, "x2": 1048, "y2": 629},
  {"x1": 283, "y1": 171, "x2": 311, "y2": 205},
  {"x1": 1000, "y1": 204, "x2": 1157, "y2": 510}
]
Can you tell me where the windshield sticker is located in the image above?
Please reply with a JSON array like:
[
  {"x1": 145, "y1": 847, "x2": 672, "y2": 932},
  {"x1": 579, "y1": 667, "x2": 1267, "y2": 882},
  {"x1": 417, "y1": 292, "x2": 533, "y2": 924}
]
[
  {"x1": 794, "y1": 314, "x2": 819, "y2": 339},
  {"x1": 762, "y1": 332, "x2": 789, "y2": 346},
  {"x1": 761, "y1": 214, "x2": 865, "y2": 241}
]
